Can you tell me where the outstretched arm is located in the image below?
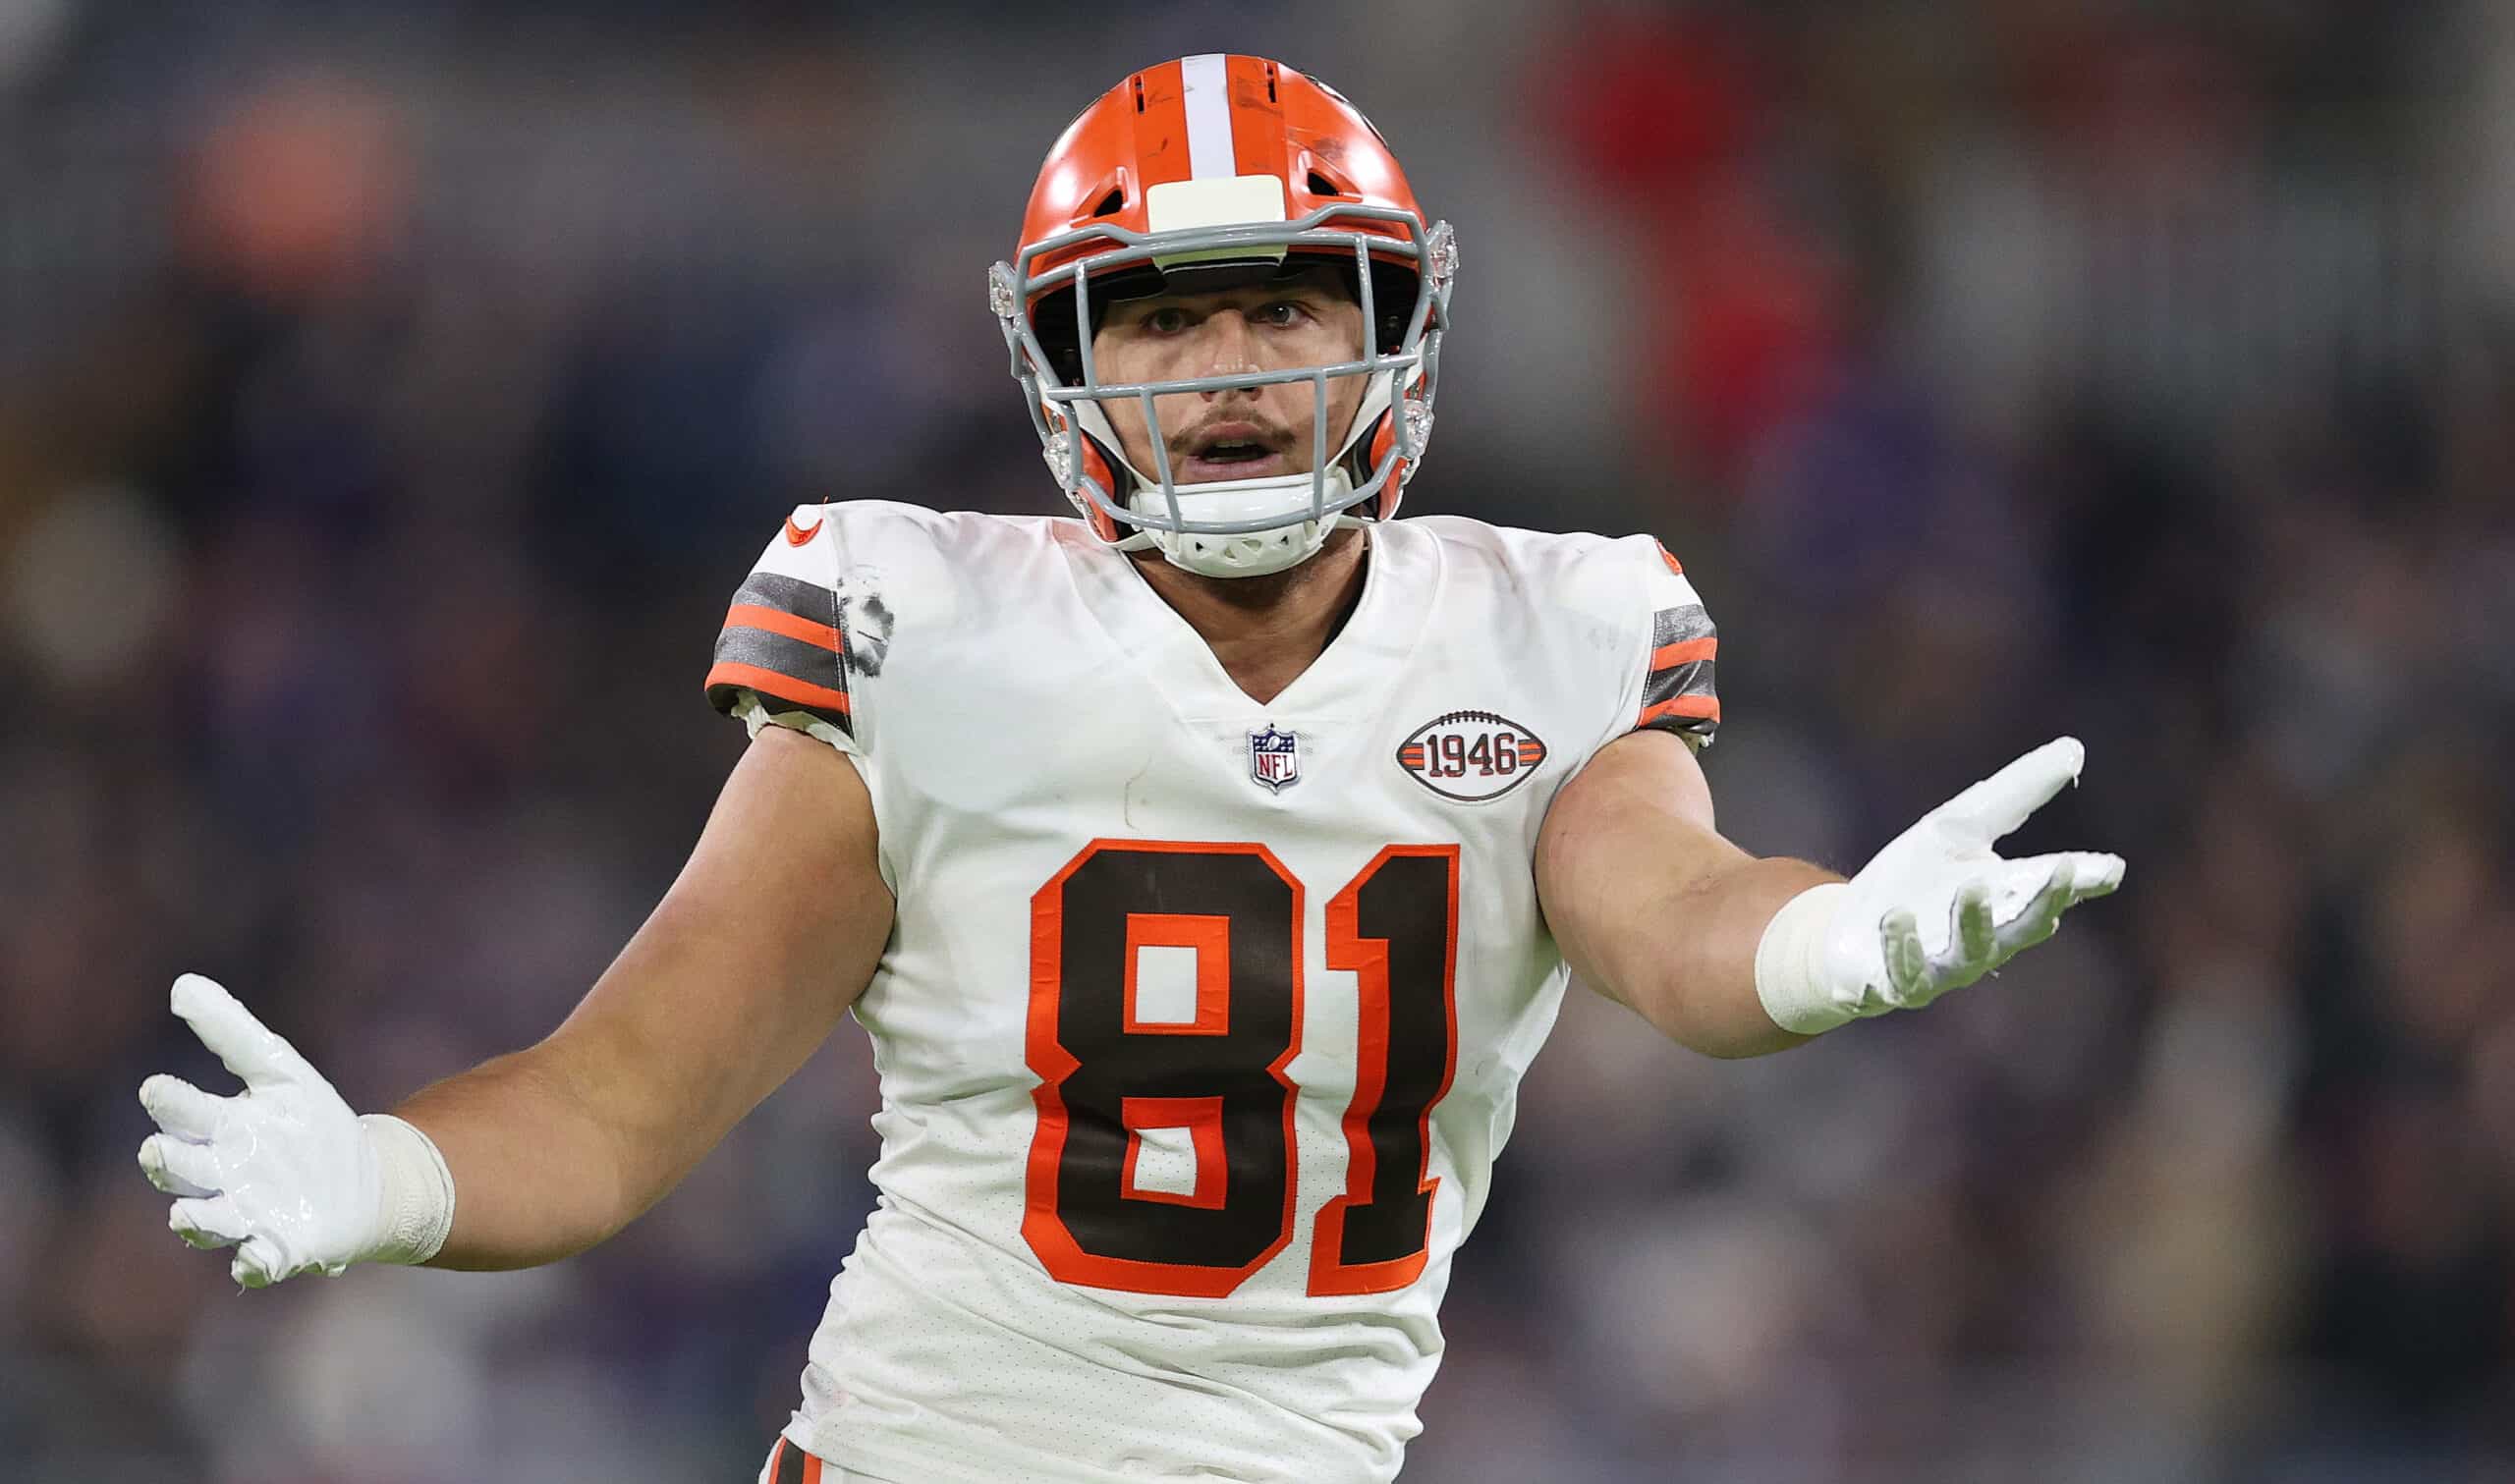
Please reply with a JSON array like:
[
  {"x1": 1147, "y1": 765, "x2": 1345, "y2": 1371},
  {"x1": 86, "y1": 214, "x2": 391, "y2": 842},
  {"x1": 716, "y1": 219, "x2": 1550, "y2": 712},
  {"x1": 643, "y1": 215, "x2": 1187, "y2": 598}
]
[
  {"x1": 139, "y1": 725, "x2": 891, "y2": 1284},
  {"x1": 401, "y1": 724, "x2": 890, "y2": 1267},
  {"x1": 1535, "y1": 731, "x2": 1832, "y2": 1058},
  {"x1": 1535, "y1": 731, "x2": 2122, "y2": 1059}
]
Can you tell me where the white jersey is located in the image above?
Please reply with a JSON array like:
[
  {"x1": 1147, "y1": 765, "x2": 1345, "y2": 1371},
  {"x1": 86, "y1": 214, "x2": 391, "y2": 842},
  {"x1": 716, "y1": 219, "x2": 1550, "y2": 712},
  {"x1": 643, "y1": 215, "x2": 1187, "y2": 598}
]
[{"x1": 705, "y1": 502, "x2": 1719, "y2": 1484}]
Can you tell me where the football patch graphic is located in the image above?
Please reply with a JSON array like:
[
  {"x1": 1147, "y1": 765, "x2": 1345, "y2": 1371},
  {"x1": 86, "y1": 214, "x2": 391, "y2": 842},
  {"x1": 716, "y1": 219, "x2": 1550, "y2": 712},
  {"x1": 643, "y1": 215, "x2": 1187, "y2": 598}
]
[{"x1": 1396, "y1": 710, "x2": 1547, "y2": 801}]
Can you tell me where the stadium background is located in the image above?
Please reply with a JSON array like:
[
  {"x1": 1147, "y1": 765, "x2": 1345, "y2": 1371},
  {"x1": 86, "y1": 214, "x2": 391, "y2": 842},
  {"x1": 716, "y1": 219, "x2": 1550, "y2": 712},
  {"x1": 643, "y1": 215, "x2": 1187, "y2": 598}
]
[{"x1": 4, "y1": 1, "x2": 2512, "y2": 1478}]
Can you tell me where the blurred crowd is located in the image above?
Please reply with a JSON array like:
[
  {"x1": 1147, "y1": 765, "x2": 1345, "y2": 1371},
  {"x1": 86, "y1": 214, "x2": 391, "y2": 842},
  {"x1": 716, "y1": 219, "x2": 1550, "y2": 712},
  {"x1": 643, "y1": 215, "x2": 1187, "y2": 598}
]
[{"x1": 3, "y1": 1, "x2": 2511, "y2": 1479}]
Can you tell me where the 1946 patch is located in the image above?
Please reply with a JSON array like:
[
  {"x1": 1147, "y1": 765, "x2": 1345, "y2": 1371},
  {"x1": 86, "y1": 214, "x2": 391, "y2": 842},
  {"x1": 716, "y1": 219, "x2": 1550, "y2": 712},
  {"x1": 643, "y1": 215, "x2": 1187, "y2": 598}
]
[{"x1": 1395, "y1": 711, "x2": 1547, "y2": 802}]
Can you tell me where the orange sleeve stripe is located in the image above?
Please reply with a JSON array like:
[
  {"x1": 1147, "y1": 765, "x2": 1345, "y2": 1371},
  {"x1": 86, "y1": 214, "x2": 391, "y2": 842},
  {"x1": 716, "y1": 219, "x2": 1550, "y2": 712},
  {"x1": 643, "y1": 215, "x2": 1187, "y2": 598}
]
[
  {"x1": 1638, "y1": 693, "x2": 1721, "y2": 727},
  {"x1": 1649, "y1": 636, "x2": 1718, "y2": 671},
  {"x1": 1657, "y1": 542, "x2": 1685, "y2": 576},
  {"x1": 705, "y1": 660, "x2": 851, "y2": 714},
  {"x1": 725, "y1": 603, "x2": 841, "y2": 653}
]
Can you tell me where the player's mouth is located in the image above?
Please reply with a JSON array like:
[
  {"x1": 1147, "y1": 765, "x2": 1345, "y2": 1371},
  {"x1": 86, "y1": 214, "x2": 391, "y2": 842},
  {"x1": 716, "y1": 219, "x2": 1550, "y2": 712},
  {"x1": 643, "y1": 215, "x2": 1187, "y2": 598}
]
[{"x1": 1176, "y1": 422, "x2": 1292, "y2": 482}]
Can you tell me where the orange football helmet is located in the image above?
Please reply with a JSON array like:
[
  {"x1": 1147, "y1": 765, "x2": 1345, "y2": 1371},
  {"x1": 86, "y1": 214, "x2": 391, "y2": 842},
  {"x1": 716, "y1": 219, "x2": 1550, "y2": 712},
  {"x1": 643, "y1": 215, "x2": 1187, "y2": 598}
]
[{"x1": 988, "y1": 55, "x2": 1456, "y2": 577}]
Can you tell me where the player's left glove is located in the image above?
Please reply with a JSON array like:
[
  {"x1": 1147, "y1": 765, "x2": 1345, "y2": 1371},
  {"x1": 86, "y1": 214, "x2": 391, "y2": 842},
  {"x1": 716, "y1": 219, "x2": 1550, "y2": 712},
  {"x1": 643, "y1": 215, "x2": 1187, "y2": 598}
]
[{"x1": 1753, "y1": 737, "x2": 2125, "y2": 1035}]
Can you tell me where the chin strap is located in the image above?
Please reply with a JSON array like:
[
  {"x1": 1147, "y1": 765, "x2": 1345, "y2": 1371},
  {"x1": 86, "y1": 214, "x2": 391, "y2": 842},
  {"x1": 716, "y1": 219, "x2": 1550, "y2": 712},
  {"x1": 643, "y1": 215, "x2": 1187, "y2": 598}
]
[
  {"x1": 1129, "y1": 468, "x2": 1351, "y2": 577},
  {"x1": 1056, "y1": 363, "x2": 1409, "y2": 577}
]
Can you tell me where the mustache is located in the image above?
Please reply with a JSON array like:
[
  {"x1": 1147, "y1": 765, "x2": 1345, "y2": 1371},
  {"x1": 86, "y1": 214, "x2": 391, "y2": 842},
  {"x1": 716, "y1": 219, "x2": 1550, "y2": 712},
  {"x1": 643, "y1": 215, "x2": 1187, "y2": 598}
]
[{"x1": 1167, "y1": 416, "x2": 1295, "y2": 455}]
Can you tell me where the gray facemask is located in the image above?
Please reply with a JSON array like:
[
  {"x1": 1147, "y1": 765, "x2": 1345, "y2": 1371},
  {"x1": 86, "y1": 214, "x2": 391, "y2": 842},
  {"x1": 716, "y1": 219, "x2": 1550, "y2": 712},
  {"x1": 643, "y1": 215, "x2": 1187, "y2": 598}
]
[{"x1": 991, "y1": 197, "x2": 1457, "y2": 578}]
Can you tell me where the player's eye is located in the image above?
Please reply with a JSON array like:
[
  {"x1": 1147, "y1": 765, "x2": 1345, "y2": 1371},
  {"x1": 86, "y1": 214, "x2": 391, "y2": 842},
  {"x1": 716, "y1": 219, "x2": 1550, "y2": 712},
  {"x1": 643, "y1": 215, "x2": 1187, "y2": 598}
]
[
  {"x1": 1142, "y1": 306, "x2": 1190, "y2": 335},
  {"x1": 1255, "y1": 302, "x2": 1304, "y2": 328}
]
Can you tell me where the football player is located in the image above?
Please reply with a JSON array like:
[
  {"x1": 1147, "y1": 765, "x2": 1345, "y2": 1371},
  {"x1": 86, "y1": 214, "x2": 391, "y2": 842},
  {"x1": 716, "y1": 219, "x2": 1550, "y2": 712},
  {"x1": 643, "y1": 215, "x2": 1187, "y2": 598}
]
[{"x1": 138, "y1": 56, "x2": 2123, "y2": 1483}]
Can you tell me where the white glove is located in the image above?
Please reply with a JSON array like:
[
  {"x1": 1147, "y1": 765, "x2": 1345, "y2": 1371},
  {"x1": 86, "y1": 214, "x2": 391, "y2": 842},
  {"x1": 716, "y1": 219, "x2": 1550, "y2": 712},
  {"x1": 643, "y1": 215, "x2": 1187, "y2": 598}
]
[
  {"x1": 1754, "y1": 737, "x2": 2126, "y2": 1035},
  {"x1": 137, "y1": 973, "x2": 454, "y2": 1288}
]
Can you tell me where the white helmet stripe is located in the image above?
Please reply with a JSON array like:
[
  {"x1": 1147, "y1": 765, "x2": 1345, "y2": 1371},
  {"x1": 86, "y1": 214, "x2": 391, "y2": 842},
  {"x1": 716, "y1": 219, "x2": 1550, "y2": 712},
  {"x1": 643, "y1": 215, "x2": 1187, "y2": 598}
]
[{"x1": 1180, "y1": 54, "x2": 1235, "y2": 179}]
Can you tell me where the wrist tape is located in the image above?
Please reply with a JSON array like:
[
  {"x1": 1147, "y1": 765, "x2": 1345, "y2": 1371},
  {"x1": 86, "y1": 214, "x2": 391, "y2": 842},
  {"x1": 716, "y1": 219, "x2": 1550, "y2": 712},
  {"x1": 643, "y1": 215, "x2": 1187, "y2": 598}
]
[
  {"x1": 1753, "y1": 881, "x2": 1856, "y2": 1036},
  {"x1": 360, "y1": 1114, "x2": 456, "y2": 1266}
]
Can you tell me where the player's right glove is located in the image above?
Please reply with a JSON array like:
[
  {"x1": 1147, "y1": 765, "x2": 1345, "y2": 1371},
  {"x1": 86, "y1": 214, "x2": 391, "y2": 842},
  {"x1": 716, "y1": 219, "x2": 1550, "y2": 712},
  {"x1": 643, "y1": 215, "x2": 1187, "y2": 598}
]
[
  {"x1": 1753, "y1": 737, "x2": 2125, "y2": 1035},
  {"x1": 137, "y1": 973, "x2": 454, "y2": 1288}
]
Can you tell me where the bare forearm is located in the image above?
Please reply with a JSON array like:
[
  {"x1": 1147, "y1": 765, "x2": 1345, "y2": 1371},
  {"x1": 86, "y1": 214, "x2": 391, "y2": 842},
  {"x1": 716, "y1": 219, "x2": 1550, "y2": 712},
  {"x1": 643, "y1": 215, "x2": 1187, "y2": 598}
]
[
  {"x1": 389, "y1": 910, "x2": 770, "y2": 1272},
  {"x1": 1538, "y1": 731, "x2": 1842, "y2": 1059},
  {"x1": 396, "y1": 894, "x2": 866, "y2": 1270},
  {"x1": 1622, "y1": 853, "x2": 1840, "y2": 1057},
  {"x1": 395, "y1": 1047, "x2": 649, "y2": 1270},
  {"x1": 397, "y1": 731, "x2": 888, "y2": 1272}
]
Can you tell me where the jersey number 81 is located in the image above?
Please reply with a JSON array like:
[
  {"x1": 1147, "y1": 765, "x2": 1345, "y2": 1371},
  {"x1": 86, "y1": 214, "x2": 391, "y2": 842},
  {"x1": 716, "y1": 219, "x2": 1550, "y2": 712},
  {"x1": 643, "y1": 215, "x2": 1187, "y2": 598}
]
[{"x1": 1025, "y1": 840, "x2": 1459, "y2": 1298}]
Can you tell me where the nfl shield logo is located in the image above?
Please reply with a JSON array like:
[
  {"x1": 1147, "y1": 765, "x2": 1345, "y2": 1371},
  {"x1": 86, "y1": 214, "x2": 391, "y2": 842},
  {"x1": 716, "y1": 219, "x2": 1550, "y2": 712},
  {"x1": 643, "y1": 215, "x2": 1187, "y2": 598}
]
[{"x1": 1248, "y1": 724, "x2": 1301, "y2": 793}]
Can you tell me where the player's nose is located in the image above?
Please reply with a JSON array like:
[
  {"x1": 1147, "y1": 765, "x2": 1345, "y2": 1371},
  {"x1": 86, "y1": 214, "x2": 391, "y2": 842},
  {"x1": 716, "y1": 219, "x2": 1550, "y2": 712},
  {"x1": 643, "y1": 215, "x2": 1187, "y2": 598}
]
[{"x1": 1197, "y1": 312, "x2": 1260, "y2": 396}]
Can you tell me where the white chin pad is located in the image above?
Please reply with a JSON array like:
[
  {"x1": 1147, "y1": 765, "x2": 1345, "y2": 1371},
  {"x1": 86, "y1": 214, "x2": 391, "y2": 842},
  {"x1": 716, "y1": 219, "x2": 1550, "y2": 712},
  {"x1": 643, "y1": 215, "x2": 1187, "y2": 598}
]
[{"x1": 1131, "y1": 474, "x2": 1343, "y2": 578}]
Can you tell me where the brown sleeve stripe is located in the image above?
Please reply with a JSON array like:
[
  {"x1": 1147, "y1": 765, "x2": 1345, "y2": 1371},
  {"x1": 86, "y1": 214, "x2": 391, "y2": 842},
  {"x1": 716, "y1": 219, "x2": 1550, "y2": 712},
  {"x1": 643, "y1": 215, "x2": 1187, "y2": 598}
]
[
  {"x1": 1638, "y1": 693, "x2": 1721, "y2": 729},
  {"x1": 1651, "y1": 604, "x2": 1713, "y2": 649},
  {"x1": 710, "y1": 569, "x2": 852, "y2": 735},
  {"x1": 1649, "y1": 635, "x2": 1717, "y2": 672},
  {"x1": 713, "y1": 624, "x2": 848, "y2": 691},
  {"x1": 726, "y1": 602, "x2": 840, "y2": 653},
  {"x1": 1636, "y1": 598, "x2": 1719, "y2": 738},
  {"x1": 1643, "y1": 602, "x2": 1717, "y2": 712},
  {"x1": 732, "y1": 571, "x2": 840, "y2": 622},
  {"x1": 705, "y1": 659, "x2": 852, "y2": 733},
  {"x1": 706, "y1": 659, "x2": 850, "y2": 713},
  {"x1": 1640, "y1": 661, "x2": 1715, "y2": 717},
  {"x1": 712, "y1": 593, "x2": 850, "y2": 714}
]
